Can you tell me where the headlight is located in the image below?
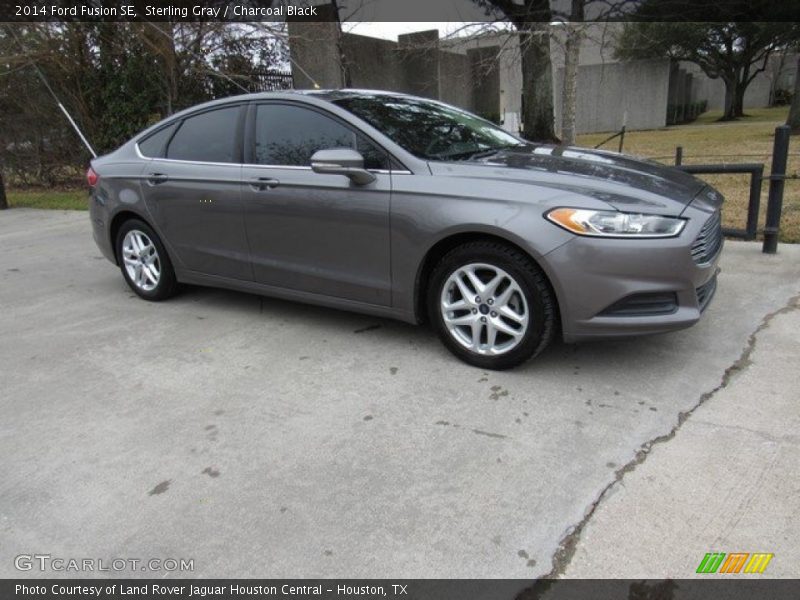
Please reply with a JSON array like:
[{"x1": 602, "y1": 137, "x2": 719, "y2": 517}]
[{"x1": 546, "y1": 208, "x2": 686, "y2": 238}]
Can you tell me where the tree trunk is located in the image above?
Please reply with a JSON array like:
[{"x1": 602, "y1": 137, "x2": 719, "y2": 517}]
[
  {"x1": 561, "y1": 23, "x2": 582, "y2": 145},
  {"x1": 519, "y1": 24, "x2": 558, "y2": 143},
  {"x1": 0, "y1": 171, "x2": 7, "y2": 210},
  {"x1": 786, "y1": 55, "x2": 800, "y2": 134},
  {"x1": 769, "y1": 52, "x2": 787, "y2": 106},
  {"x1": 142, "y1": 22, "x2": 178, "y2": 115},
  {"x1": 721, "y1": 77, "x2": 738, "y2": 120},
  {"x1": 330, "y1": 0, "x2": 351, "y2": 88},
  {"x1": 733, "y1": 77, "x2": 746, "y2": 118}
]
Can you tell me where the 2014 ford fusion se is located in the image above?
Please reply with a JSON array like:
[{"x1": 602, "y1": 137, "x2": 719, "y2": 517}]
[{"x1": 88, "y1": 90, "x2": 722, "y2": 370}]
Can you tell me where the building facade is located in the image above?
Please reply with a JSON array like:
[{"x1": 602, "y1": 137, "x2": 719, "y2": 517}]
[{"x1": 288, "y1": 20, "x2": 798, "y2": 136}]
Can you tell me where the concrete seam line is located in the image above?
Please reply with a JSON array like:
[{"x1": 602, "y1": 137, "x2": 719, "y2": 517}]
[{"x1": 518, "y1": 292, "x2": 800, "y2": 597}]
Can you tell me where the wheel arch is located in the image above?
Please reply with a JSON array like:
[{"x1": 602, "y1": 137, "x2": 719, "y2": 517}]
[
  {"x1": 413, "y1": 231, "x2": 562, "y2": 329},
  {"x1": 108, "y1": 210, "x2": 156, "y2": 266}
]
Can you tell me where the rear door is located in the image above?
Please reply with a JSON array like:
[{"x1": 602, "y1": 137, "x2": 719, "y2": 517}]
[
  {"x1": 140, "y1": 104, "x2": 251, "y2": 280},
  {"x1": 241, "y1": 102, "x2": 393, "y2": 306}
]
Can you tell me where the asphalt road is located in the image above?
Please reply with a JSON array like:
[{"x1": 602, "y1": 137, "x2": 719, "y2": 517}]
[{"x1": 1, "y1": 209, "x2": 798, "y2": 580}]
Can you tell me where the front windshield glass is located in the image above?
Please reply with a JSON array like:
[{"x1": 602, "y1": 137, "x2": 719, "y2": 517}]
[{"x1": 332, "y1": 94, "x2": 524, "y2": 161}]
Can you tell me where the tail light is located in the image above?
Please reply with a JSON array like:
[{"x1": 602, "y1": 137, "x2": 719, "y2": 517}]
[{"x1": 86, "y1": 166, "x2": 99, "y2": 187}]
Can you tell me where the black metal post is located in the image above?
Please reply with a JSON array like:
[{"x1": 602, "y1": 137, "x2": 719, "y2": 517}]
[
  {"x1": 0, "y1": 171, "x2": 7, "y2": 210},
  {"x1": 677, "y1": 163, "x2": 764, "y2": 239},
  {"x1": 617, "y1": 126, "x2": 626, "y2": 153},
  {"x1": 746, "y1": 164, "x2": 764, "y2": 240},
  {"x1": 675, "y1": 146, "x2": 683, "y2": 166},
  {"x1": 762, "y1": 125, "x2": 790, "y2": 254}
]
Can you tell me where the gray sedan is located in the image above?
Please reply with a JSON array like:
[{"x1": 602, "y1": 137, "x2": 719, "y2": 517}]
[{"x1": 88, "y1": 90, "x2": 722, "y2": 369}]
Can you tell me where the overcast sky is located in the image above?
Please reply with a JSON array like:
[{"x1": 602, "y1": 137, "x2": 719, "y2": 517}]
[
  {"x1": 335, "y1": 0, "x2": 494, "y2": 23},
  {"x1": 344, "y1": 22, "x2": 471, "y2": 40}
]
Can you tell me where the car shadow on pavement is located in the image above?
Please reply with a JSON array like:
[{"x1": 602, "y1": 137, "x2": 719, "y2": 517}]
[{"x1": 167, "y1": 282, "x2": 695, "y2": 376}]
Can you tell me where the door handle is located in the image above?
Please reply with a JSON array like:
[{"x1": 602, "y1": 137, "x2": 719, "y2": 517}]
[
  {"x1": 249, "y1": 177, "x2": 280, "y2": 191},
  {"x1": 147, "y1": 173, "x2": 169, "y2": 185}
]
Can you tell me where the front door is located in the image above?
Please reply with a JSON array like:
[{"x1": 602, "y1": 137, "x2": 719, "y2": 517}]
[
  {"x1": 241, "y1": 102, "x2": 392, "y2": 306},
  {"x1": 142, "y1": 104, "x2": 251, "y2": 281}
]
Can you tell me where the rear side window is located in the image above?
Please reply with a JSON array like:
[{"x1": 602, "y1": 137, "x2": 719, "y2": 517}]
[
  {"x1": 166, "y1": 106, "x2": 241, "y2": 163},
  {"x1": 137, "y1": 123, "x2": 176, "y2": 158},
  {"x1": 254, "y1": 104, "x2": 389, "y2": 170}
]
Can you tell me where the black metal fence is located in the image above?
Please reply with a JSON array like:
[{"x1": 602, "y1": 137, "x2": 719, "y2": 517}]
[
  {"x1": 673, "y1": 125, "x2": 792, "y2": 254},
  {"x1": 593, "y1": 126, "x2": 626, "y2": 153},
  {"x1": 763, "y1": 126, "x2": 791, "y2": 254},
  {"x1": 249, "y1": 69, "x2": 293, "y2": 92},
  {"x1": 676, "y1": 162, "x2": 764, "y2": 240}
]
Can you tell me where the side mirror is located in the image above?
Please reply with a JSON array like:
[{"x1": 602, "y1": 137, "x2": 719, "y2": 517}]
[{"x1": 311, "y1": 148, "x2": 376, "y2": 186}]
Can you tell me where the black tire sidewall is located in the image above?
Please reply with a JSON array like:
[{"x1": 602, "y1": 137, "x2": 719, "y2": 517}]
[
  {"x1": 428, "y1": 243, "x2": 554, "y2": 370},
  {"x1": 116, "y1": 219, "x2": 177, "y2": 301}
]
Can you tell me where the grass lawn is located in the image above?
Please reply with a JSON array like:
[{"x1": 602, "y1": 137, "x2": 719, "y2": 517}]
[
  {"x1": 6, "y1": 189, "x2": 89, "y2": 211},
  {"x1": 578, "y1": 106, "x2": 800, "y2": 243}
]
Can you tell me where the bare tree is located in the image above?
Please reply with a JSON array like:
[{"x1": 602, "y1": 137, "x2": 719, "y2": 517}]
[
  {"x1": 0, "y1": 22, "x2": 287, "y2": 184},
  {"x1": 559, "y1": 0, "x2": 585, "y2": 145},
  {"x1": 475, "y1": 0, "x2": 559, "y2": 142},
  {"x1": 329, "y1": 0, "x2": 352, "y2": 87}
]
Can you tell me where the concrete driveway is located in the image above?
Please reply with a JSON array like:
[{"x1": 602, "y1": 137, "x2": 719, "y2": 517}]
[{"x1": 1, "y1": 208, "x2": 798, "y2": 579}]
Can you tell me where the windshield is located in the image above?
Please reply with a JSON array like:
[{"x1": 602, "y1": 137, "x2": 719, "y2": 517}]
[{"x1": 332, "y1": 94, "x2": 525, "y2": 161}]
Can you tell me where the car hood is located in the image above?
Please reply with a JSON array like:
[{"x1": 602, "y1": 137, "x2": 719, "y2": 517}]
[{"x1": 429, "y1": 145, "x2": 707, "y2": 216}]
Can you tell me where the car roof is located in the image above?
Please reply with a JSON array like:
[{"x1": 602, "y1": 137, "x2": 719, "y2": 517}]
[
  {"x1": 225, "y1": 88, "x2": 414, "y2": 101},
  {"x1": 298, "y1": 89, "x2": 418, "y2": 100},
  {"x1": 160, "y1": 89, "x2": 418, "y2": 120},
  {"x1": 125, "y1": 89, "x2": 431, "y2": 169}
]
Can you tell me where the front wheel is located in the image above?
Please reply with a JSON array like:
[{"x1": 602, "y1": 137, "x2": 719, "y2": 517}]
[
  {"x1": 116, "y1": 219, "x2": 179, "y2": 301},
  {"x1": 427, "y1": 241, "x2": 556, "y2": 370}
]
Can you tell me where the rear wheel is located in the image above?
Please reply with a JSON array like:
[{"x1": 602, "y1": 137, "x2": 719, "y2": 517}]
[
  {"x1": 116, "y1": 219, "x2": 178, "y2": 301},
  {"x1": 428, "y1": 241, "x2": 556, "y2": 370}
]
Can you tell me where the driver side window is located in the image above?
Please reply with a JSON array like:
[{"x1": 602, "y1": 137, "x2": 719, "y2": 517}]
[{"x1": 253, "y1": 104, "x2": 390, "y2": 170}]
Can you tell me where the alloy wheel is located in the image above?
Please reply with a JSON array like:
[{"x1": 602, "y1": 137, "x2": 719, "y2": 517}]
[
  {"x1": 440, "y1": 263, "x2": 530, "y2": 356},
  {"x1": 121, "y1": 229, "x2": 161, "y2": 292}
]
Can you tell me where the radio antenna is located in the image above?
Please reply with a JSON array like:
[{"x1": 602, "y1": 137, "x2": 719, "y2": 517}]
[{"x1": 5, "y1": 26, "x2": 98, "y2": 158}]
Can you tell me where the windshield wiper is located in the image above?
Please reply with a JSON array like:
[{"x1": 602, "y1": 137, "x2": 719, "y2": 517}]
[{"x1": 455, "y1": 144, "x2": 528, "y2": 161}]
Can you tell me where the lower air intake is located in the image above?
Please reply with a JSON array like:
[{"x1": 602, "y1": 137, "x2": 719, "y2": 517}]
[{"x1": 598, "y1": 292, "x2": 678, "y2": 317}]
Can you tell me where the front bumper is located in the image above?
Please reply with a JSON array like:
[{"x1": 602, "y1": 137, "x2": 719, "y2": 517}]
[{"x1": 545, "y1": 200, "x2": 722, "y2": 343}]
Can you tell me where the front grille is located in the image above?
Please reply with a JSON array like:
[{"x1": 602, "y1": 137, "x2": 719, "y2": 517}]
[
  {"x1": 598, "y1": 292, "x2": 678, "y2": 317},
  {"x1": 696, "y1": 274, "x2": 718, "y2": 313},
  {"x1": 691, "y1": 211, "x2": 723, "y2": 265}
]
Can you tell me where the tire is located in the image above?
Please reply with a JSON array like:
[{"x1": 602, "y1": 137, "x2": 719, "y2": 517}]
[
  {"x1": 427, "y1": 241, "x2": 556, "y2": 370},
  {"x1": 116, "y1": 218, "x2": 179, "y2": 301}
]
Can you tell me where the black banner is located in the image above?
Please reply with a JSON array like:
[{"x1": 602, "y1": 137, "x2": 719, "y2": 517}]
[
  {"x1": 3, "y1": 580, "x2": 800, "y2": 600},
  {"x1": 1, "y1": 0, "x2": 799, "y2": 22}
]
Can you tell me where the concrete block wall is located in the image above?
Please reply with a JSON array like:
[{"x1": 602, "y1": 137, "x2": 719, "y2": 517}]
[
  {"x1": 445, "y1": 33, "x2": 523, "y2": 130},
  {"x1": 397, "y1": 30, "x2": 441, "y2": 100},
  {"x1": 341, "y1": 33, "x2": 404, "y2": 90},
  {"x1": 555, "y1": 59, "x2": 670, "y2": 134},
  {"x1": 287, "y1": 22, "x2": 483, "y2": 113},
  {"x1": 289, "y1": 15, "x2": 798, "y2": 138},
  {"x1": 467, "y1": 47, "x2": 501, "y2": 121},
  {"x1": 287, "y1": 18, "x2": 344, "y2": 89},
  {"x1": 439, "y1": 51, "x2": 472, "y2": 109}
]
